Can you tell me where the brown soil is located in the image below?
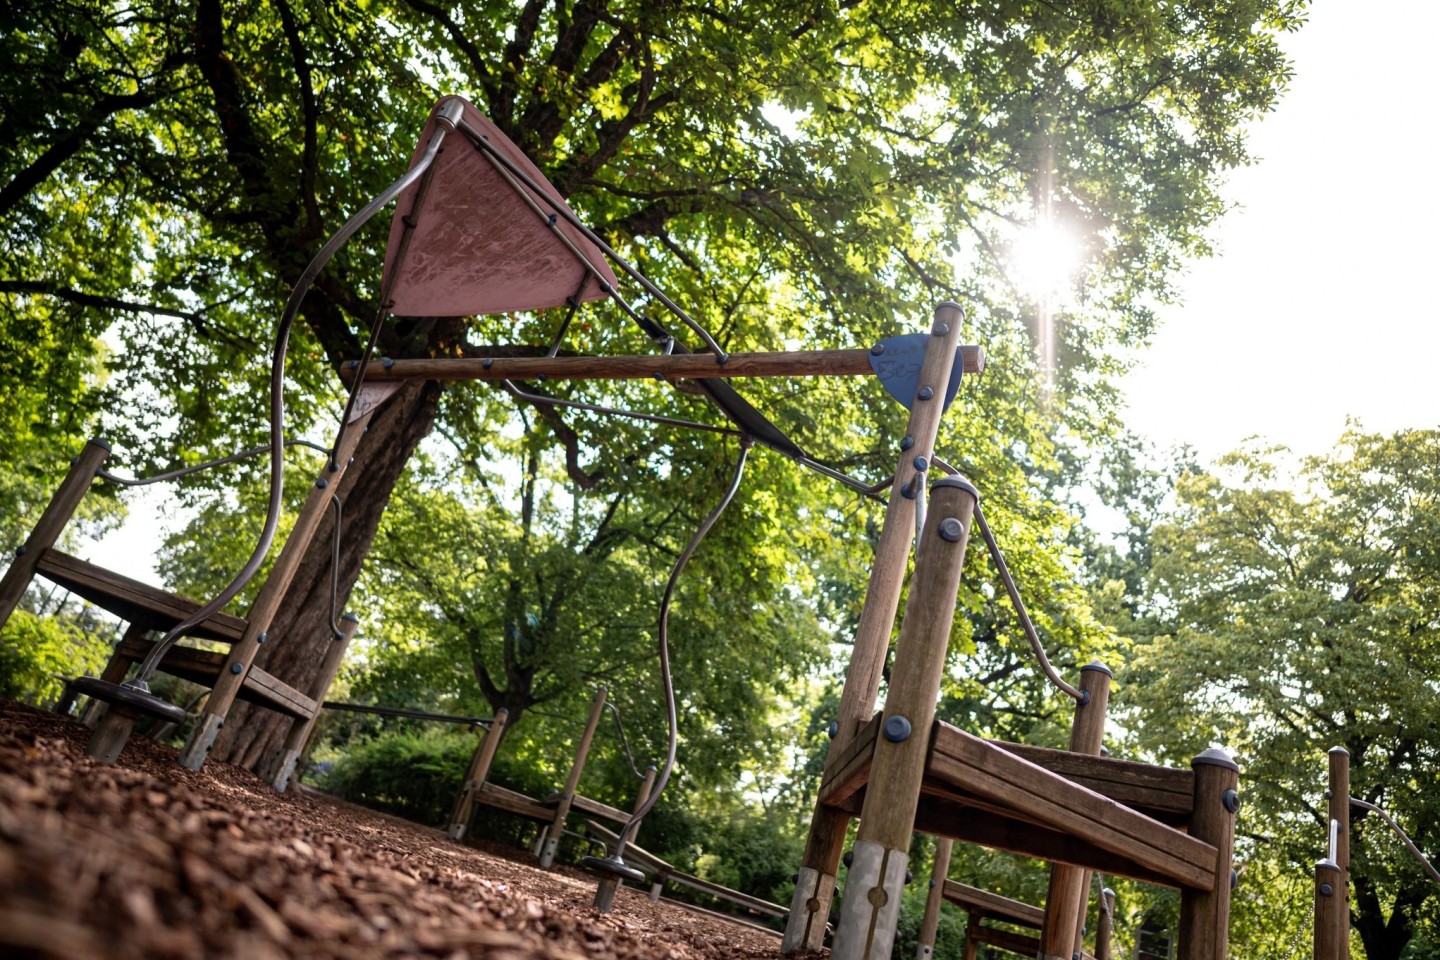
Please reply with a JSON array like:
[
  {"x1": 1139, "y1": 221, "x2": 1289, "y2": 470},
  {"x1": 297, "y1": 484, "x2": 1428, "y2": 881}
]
[{"x1": 0, "y1": 701, "x2": 793, "y2": 960}]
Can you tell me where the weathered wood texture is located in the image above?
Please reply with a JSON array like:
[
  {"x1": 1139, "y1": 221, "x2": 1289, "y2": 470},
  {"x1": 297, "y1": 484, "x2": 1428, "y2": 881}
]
[
  {"x1": 941, "y1": 880, "x2": 1044, "y2": 928},
  {"x1": 538, "y1": 686, "x2": 607, "y2": 868},
  {"x1": 916, "y1": 837, "x2": 953, "y2": 958},
  {"x1": 112, "y1": 635, "x2": 314, "y2": 718},
  {"x1": 1328, "y1": 746, "x2": 1350, "y2": 960},
  {"x1": 352, "y1": 345, "x2": 985, "y2": 383},
  {"x1": 0, "y1": 439, "x2": 110, "y2": 628},
  {"x1": 1095, "y1": 888, "x2": 1116, "y2": 960},
  {"x1": 1314, "y1": 860, "x2": 1345, "y2": 960},
  {"x1": 784, "y1": 305, "x2": 966, "y2": 956},
  {"x1": 1041, "y1": 665, "x2": 1113, "y2": 960},
  {"x1": 1177, "y1": 751, "x2": 1239, "y2": 960},
  {"x1": 447, "y1": 708, "x2": 510, "y2": 838}
]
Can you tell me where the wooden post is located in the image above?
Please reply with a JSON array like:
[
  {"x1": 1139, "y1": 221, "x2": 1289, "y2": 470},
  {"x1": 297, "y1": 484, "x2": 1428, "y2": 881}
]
[
  {"x1": 446, "y1": 708, "x2": 510, "y2": 840},
  {"x1": 594, "y1": 765, "x2": 659, "y2": 910},
  {"x1": 268, "y1": 613, "x2": 363, "y2": 792},
  {"x1": 539, "y1": 685, "x2": 608, "y2": 868},
  {"x1": 1041, "y1": 663, "x2": 1113, "y2": 959},
  {"x1": 1328, "y1": 746, "x2": 1350, "y2": 960},
  {"x1": 178, "y1": 403, "x2": 381, "y2": 770},
  {"x1": 916, "y1": 837, "x2": 954, "y2": 960},
  {"x1": 961, "y1": 913, "x2": 980, "y2": 960},
  {"x1": 1314, "y1": 859, "x2": 1344, "y2": 960},
  {"x1": 0, "y1": 439, "x2": 110, "y2": 630},
  {"x1": 783, "y1": 303, "x2": 966, "y2": 955},
  {"x1": 831, "y1": 476, "x2": 978, "y2": 960},
  {"x1": 1095, "y1": 888, "x2": 1115, "y2": 960},
  {"x1": 86, "y1": 705, "x2": 139, "y2": 764},
  {"x1": 1177, "y1": 748, "x2": 1239, "y2": 960},
  {"x1": 80, "y1": 622, "x2": 152, "y2": 727}
]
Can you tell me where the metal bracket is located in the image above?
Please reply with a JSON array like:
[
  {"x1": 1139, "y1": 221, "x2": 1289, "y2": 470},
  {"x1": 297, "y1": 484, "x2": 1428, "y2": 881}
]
[{"x1": 868, "y1": 333, "x2": 965, "y2": 411}]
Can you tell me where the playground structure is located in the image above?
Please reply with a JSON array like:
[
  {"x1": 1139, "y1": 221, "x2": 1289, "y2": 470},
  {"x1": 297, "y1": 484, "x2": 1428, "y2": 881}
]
[{"x1": 0, "y1": 94, "x2": 1253, "y2": 956}]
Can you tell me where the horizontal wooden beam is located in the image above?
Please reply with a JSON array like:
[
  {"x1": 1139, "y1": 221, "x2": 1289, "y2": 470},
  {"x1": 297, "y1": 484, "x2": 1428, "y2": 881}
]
[
  {"x1": 344, "y1": 345, "x2": 985, "y2": 383},
  {"x1": 993, "y1": 739, "x2": 1196, "y2": 826},
  {"x1": 969, "y1": 924, "x2": 1042, "y2": 958},
  {"x1": 941, "y1": 880, "x2": 1045, "y2": 929}
]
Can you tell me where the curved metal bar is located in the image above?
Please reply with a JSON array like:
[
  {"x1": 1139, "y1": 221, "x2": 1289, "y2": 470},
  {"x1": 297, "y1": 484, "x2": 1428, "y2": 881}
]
[
  {"x1": 971, "y1": 502, "x2": 1085, "y2": 702},
  {"x1": 1351, "y1": 796, "x2": 1440, "y2": 887},
  {"x1": 500, "y1": 379, "x2": 742, "y2": 436},
  {"x1": 603, "y1": 700, "x2": 647, "y2": 780},
  {"x1": 96, "y1": 439, "x2": 329, "y2": 487},
  {"x1": 610, "y1": 439, "x2": 752, "y2": 857},
  {"x1": 328, "y1": 494, "x2": 345, "y2": 639},
  {"x1": 135, "y1": 128, "x2": 449, "y2": 684}
]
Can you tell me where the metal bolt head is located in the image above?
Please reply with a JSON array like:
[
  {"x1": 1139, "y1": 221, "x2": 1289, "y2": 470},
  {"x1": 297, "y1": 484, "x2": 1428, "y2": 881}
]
[
  {"x1": 883, "y1": 715, "x2": 912, "y2": 742},
  {"x1": 1222, "y1": 788, "x2": 1241, "y2": 813},
  {"x1": 843, "y1": 850, "x2": 854, "y2": 868},
  {"x1": 933, "y1": 322, "x2": 949, "y2": 336},
  {"x1": 917, "y1": 386, "x2": 934, "y2": 401},
  {"x1": 900, "y1": 435, "x2": 914, "y2": 451},
  {"x1": 316, "y1": 478, "x2": 329, "y2": 489},
  {"x1": 938, "y1": 517, "x2": 964, "y2": 542},
  {"x1": 229, "y1": 663, "x2": 244, "y2": 675},
  {"x1": 914, "y1": 456, "x2": 929, "y2": 472},
  {"x1": 827, "y1": 720, "x2": 838, "y2": 739},
  {"x1": 1231, "y1": 868, "x2": 1239, "y2": 889},
  {"x1": 871, "y1": 342, "x2": 886, "y2": 355},
  {"x1": 1320, "y1": 882, "x2": 1334, "y2": 897}
]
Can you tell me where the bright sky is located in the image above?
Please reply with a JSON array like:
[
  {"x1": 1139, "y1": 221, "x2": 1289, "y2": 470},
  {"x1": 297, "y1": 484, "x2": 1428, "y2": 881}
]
[{"x1": 1119, "y1": 0, "x2": 1440, "y2": 461}]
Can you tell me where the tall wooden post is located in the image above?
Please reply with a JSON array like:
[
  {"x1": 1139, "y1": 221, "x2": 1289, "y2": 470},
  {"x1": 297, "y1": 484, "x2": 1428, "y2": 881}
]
[
  {"x1": 1177, "y1": 748, "x2": 1239, "y2": 960},
  {"x1": 783, "y1": 303, "x2": 965, "y2": 954},
  {"x1": 539, "y1": 685, "x2": 608, "y2": 868},
  {"x1": 594, "y1": 765, "x2": 659, "y2": 911},
  {"x1": 1314, "y1": 859, "x2": 1344, "y2": 960},
  {"x1": 916, "y1": 837, "x2": 954, "y2": 960},
  {"x1": 1095, "y1": 888, "x2": 1116, "y2": 960},
  {"x1": 1040, "y1": 663, "x2": 1113, "y2": 959},
  {"x1": 269, "y1": 613, "x2": 362, "y2": 791},
  {"x1": 831, "y1": 476, "x2": 978, "y2": 960},
  {"x1": 0, "y1": 439, "x2": 110, "y2": 629},
  {"x1": 446, "y1": 708, "x2": 510, "y2": 840},
  {"x1": 961, "y1": 914, "x2": 980, "y2": 960},
  {"x1": 179, "y1": 400, "x2": 384, "y2": 770},
  {"x1": 1328, "y1": 746, "x2": 1350, "y2": 959}
]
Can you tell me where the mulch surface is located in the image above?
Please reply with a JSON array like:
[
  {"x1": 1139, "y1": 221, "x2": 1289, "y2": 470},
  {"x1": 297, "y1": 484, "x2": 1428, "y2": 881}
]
[{"x1": 0, "y1": 701, "x2": 792, "y2": 960}]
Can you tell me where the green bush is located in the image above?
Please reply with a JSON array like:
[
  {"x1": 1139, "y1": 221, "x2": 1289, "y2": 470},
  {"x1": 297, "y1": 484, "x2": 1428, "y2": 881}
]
[
  {"x1": 315, "y1": 727, "x2": 475, "y2": 826},
  {"x1": 0, "y1": 609, "x2": 107, "y2": 705}
]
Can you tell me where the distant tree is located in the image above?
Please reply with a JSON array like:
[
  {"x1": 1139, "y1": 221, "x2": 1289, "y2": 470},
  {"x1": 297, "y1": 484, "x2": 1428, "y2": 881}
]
[{"x1": 1123, "y1": 431, "x2": 1440, "y2": 960}]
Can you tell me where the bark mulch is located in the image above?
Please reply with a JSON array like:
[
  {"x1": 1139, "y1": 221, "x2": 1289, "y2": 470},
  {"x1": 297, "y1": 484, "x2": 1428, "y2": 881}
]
[{"x1": 0, "y1": 701, "x2": 792, "y2": 960}]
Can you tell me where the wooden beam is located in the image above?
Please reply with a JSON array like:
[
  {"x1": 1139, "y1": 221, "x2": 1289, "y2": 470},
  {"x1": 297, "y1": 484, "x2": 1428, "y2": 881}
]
[
  {"x1": 969, "y1": 925, "x2": 1043, "y2": 958},
  {"x1": 941, "y1": 880, "x2": 1044, "y2": 929},
  {"x1": 995, "y1": 739, "x2": 1195, "y2": 826},
  {"x1": 347, "y1": 345, "x2": 985, "y2": 383}
]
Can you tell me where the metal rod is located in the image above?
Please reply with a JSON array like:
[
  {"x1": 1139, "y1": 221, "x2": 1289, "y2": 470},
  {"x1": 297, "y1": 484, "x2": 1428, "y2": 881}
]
[
  {"x1": 321, "y1": 701, "x2": 493, "y2": 727},
  {"x1": 1329, "y1": 818, "x2": 1339, "y2": 864},
  {"x1": 97, "y1": 439, "x2": 329, "y2": 486},
  {"x1": 972, "y1": 502, "x2": 1085, "y2": 702},
  {"x1": 1350, "y1": 796, "x2": 1440, "y2": 887},
  {"x1": 603, "y1": 700, "x2": 647, "y2": 780}
]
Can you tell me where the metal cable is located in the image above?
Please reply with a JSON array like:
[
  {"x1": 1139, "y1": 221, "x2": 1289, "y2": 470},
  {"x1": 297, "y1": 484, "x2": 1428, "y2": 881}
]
[
  {"x1": 610, "y1": 438, "x2": 751, "y2": 856},
  {"x1": 97, "y1": 439, "x2": 329, "y2": 486},
  {"x1": 500, "y1": 379, "x2": 742, "y2": 437},
  {"x1": 1279, "y1": 896, "x2": 1315, "y2": 960},
  {"x1": 1351, "y1": 796, "x2": 1440, "y2": 887},
  {"x1": 603, "y1": 700, "x2": 647, "y2": 780},
  {"x1": 972, "y1": 502, "x2": 1085, "y2": 702},
  {"x1": 133, "y1": 126, "x2": 449, "y2": 683}
]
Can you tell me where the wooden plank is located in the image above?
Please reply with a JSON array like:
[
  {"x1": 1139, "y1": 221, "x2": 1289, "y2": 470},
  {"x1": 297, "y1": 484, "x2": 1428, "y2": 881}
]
[
  {"x1": 475, "y1": 782, "x2": 552, "y2": 822},
  {"x1": 996, "y1": 740, "x2": 1195, "y2": 825},
  {"x1": 969, "y1": 925, "x2": 1042, "y2": 958},
  {"x1": 817, "y1": 712, "x2": 880, "y2": 805},
  {"x1": 351, "y1": 345, "x2": 986, "y2": 384},
  {"x1": 941, "y1": 880, "x2": 1044, "y2": 929},
  {"x1": 928, "y1": 723, "x2": 1217, "y2": 891},
  {"x1": 545, "y1": 790, "x2": 631, "y2": 825},
  {"x1": 112, "y1": 636, "x2": 313, "y2": 718},
  {"x1": 37, "y1": 550, "x2": 248, "y2": 643}
]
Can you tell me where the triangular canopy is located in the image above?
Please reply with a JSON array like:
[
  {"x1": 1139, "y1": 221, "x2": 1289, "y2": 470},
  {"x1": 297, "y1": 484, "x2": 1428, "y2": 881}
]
[{"x1": 383, "y1": 96, "x2": 619, "y2": 318}]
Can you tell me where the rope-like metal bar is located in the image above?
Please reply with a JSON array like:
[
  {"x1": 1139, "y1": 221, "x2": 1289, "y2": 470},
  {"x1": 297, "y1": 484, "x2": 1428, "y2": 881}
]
[
  {"x1": 972, "y1": 502, "x2": 1085, "y2": 702},
  {"x1": 133, "y1": 125, "x2": 451, "y2": 685},
  {"x1": 603, "y1": 700, "x2": 647, "y2": 780},
  {"x1": 1351, "y1": 796, "x2": 1440, "y2": 887},
  {"x1": 320, "y1": 700, "x2": 493, "y2": 727},
  {"x1": 327, "y1": 494, "x2": 345, "y2": 639},
  {"x1": 97, "y1": 439, "x2": 329, "y2": 486},
  {"x1": 500, "y1": 379, "x2": 742, "y2": 437},
  {"x1": 610, "y1": 439, "x2": 751, "y2": 858}
]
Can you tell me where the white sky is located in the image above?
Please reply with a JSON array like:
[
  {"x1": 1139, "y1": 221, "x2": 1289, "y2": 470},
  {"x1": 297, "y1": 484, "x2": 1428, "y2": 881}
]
[{"x1": 1119, "y1": 0, "x2": 1440, "y2": 460}]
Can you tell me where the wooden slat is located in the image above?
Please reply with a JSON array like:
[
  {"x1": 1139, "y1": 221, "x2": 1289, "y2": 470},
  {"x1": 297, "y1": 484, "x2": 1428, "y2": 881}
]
[
  {"x1": 544, "y1": 790, "x2": 631, "y2": 825},
  {"x1": 352, "y1": 345, "x2": 986, "y2": 384},
  {"x1": 928, "y1": 723, "x2": 1217, "y2": 891},
  {"x1": 941, "y1": 880, "x2": 1044, "y2": 928},
  {"x1": 969, "y1": 924, "x2": 1042, "y2": 958},
  {"x1": 38, "y1": 549, "x2": 248, "y2": 643},
  {"x1": 916, "y1": 790, "x2": 1198, "y2": 889},
  {"x1": 818, "y1": 712, "x2": 881, "y2": 805},
  {"x1": 995, "y1": 740, "x2": 1195, "y2": 825},
  {"x1": 112, "y1": 636, "x2": 314, "y2": 718},
  {"x1": 474, "y1": 782, "x2": 552, "y2": 821}
]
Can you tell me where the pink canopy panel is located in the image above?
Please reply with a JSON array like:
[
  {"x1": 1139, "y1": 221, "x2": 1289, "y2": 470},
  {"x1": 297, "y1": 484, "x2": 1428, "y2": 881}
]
[{"x1": 382, "y1": 96, "x2": 619, "y2": 318}]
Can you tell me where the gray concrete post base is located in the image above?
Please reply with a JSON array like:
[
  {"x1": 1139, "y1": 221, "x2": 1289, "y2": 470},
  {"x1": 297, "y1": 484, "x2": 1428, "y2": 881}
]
[
  {"x1": 781, "y1": 866, "x2": 837, "y2": 953},
  {"x1": 270, "y1": 748, "x2": 301, "y2": 793},
  {"x1": 85, "y1": 709, "x2": 137, "y2": 764},
  {"x1": 539, "y1": 835, "x2": 560, "y2": 868},
  {"x1": 178, "y1": 712, "x2": 224, "y2": 770}
]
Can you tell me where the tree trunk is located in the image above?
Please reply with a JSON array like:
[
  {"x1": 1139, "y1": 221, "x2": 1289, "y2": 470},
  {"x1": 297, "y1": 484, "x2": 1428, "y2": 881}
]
[{"x1": 211, "y1": 376, "x2": 443, "y2": 771}]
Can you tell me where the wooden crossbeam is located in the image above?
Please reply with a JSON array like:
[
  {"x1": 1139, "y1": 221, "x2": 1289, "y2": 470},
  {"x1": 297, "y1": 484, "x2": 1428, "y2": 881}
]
[
  {"x1": 941, "y1": 880, "x2": 1045, "y2": 928},
  {"x1": 343, "y1": 345, "x2": 985, "y2": 383},
  {"x1": 113, "y1": 635, "x2": 315, "y2": 719}
]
